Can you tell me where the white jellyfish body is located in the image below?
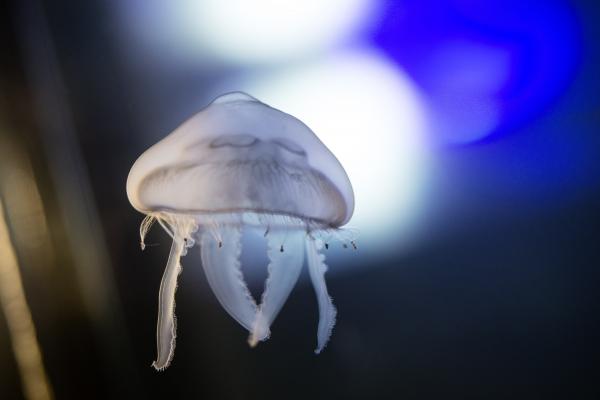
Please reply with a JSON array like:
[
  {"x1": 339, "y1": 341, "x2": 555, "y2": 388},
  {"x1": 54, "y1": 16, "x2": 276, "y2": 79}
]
[{"x1": 126, "y1": 92, "x2": 355, "y2": 370}]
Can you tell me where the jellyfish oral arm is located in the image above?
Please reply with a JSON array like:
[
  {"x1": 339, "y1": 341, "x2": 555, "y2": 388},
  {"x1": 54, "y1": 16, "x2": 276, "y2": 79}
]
[
  {"x1": 200, "y1": 226, "x2": 258, "y2": 331},
  {"x1": 306, "y1": 237, "x2": 337, "y2": 354},
  {"x1": 249, "y1": 229, "x2": 305, "y2": 347},
  {"x1": 152, "y1": 236, "x2": 184, "y2": 371},
  {"x1": 144, "y1": 213, "x2": 342, "y2": 369}
]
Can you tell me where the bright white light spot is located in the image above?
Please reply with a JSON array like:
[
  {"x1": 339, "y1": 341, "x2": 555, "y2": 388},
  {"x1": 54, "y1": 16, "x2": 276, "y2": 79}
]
[
  {"x1": 232, "y1": 50, "x2": 430, "y2": 251},
  {"x1": 120, "y1": 0, "x2": 377, "y2": 65}
]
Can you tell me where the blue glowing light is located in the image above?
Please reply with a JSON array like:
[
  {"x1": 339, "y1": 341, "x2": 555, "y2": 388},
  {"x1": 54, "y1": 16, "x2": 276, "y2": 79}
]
[{"x1": 371, "y1": 0, "x2": 581, "y2": 144}]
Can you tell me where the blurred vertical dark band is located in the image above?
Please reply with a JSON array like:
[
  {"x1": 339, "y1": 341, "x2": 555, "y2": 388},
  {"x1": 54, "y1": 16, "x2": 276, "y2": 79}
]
[{"x1": 1, "y1": 0, "x2": 140, "y2": 398}]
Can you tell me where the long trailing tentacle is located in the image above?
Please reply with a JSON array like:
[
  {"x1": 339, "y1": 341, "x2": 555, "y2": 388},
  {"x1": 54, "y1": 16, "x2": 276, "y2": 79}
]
[
  {"x1": 152, "y1": 236, "x2": 184, "y2": 370},
  {"x1": 200, "y1": 226, "x2": 258, "y2": 331},
  {"x1": 149, "y1": 213, "x2": 197, "y2": 370},
  {"x1": 306, "y1": 236, "x2": 337, "y2": 354},
  {"x1": 248, "y1": 229, "x2": 304, "y2": 346}
]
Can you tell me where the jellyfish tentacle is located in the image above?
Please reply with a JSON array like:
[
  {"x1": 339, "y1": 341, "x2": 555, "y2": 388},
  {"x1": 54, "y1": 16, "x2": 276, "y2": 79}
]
[
  {"x1": 200, "y1": 226, "x2": 258, "y2": 331},
  {"x1": 156, "y1": 217, "x2": 175, "y2": 239},
  {"x1": 139, "y1": 215, "x2": 156, "y2": 250},
  {"x1": 306, "y1": 236, "x2": 337, "y2": 354},
  {"x1": 152, "y1": 236, "x2": 184, "y2": 371},
  {"x1": 249, "y1": 230, "x2": 304, "y2": 347}
]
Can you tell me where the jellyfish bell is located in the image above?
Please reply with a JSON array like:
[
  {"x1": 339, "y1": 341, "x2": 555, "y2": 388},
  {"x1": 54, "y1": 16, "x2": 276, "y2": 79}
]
[{"x1": 126, "y1": 92, "x2": 355, "y2": 370}]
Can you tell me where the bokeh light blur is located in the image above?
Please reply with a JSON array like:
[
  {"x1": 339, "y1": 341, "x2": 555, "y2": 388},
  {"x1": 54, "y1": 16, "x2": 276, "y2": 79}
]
[
  {"x1": 236, "y1": 49, "x2": 430, "y2": 253},
  {"x1": 373, "y1": 0, "x2": 581, "y2": 144},
  {"x1": 120, "y1": 0, "x2": 379, "y2": 65},
  {"x1": 1, "y1": 0, "x2": 599, "y2": 399}
]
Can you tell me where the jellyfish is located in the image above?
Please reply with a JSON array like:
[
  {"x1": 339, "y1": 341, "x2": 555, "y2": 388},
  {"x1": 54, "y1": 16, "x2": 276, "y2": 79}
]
[{"x1": 126, "y1": 92, "x2": 355, "y2": 370}]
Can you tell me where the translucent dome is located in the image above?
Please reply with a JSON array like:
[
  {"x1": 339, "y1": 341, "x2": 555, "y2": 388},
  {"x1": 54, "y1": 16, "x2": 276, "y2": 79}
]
[{"x1": 126, "y1": 92, "x2": 354, "y2": 227}]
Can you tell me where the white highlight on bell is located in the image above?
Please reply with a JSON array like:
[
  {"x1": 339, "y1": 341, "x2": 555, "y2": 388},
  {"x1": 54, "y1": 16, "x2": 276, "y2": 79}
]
[
  {"x1": 120, "y1": 0, "x2": 377, "y2": 64},
  {"x1": 240, "y1": 50, "x2": 430, "y2": 249}
]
